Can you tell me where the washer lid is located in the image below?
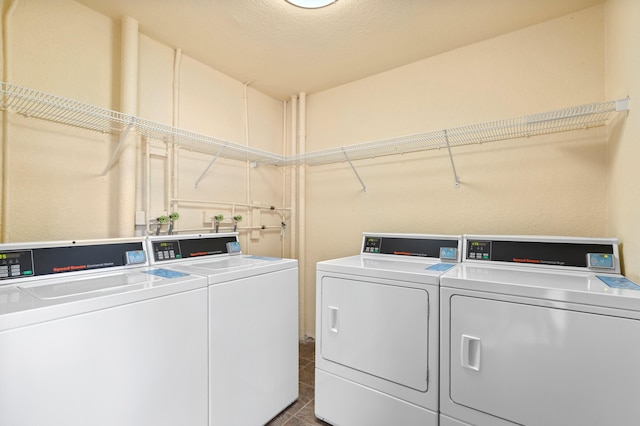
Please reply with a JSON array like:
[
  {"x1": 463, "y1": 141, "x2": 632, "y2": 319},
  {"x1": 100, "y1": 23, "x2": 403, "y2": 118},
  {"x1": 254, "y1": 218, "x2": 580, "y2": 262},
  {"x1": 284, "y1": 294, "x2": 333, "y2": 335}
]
[{"x1": 166, "y1": 255, "x2": 298, "y2": 284}]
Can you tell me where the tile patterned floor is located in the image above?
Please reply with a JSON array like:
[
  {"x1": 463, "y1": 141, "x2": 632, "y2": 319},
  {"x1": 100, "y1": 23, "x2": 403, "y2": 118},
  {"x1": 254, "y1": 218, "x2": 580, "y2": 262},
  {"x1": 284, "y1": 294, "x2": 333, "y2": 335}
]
[{"x1": 266, "y1": 339, "x2": 331, "y2": 426}]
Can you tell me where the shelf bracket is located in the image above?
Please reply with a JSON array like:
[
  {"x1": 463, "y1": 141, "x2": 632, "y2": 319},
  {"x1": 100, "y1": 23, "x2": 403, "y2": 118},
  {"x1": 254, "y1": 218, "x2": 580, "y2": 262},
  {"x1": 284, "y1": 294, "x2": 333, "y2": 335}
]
[
  {"x1": 342, "y1": 147, "x2": 367, "y2": 192},
  {"x1": 444, "y1": 130, "x2": 461, "y2": 188},
  {"x1": 194, "y1": 145, "x2": 226, "y2": 188},
  {"x1": 101, "y1": 118, "x2": 136, "y2": 176}
]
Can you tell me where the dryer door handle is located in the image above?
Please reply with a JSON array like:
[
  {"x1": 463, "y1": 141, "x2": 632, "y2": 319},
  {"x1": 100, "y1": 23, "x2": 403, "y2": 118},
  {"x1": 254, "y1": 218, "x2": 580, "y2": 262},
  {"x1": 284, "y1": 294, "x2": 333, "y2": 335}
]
[
  {"x1": 328, "y1": 306, "x2": 339, "y2": 333},
  {"x1": 461, "y1": 334, "x2": 481, "y2": 371}
]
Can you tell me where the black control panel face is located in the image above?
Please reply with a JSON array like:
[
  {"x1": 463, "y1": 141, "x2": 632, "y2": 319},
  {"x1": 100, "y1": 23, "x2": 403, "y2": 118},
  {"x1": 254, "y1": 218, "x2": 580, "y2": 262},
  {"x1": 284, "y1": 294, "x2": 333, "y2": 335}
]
[
  {"x1": 0, "y1": 242, "x2": 145, "y2": 281},
  {"x1": 151, "y1": 236, "x2": 238, "y2": 262},
  {"x1": 466, "y1": 239, "x2": 615, "y2": 268},
  {"x1": 362, "y1": 236, "x2": 459, "y2": 259}
]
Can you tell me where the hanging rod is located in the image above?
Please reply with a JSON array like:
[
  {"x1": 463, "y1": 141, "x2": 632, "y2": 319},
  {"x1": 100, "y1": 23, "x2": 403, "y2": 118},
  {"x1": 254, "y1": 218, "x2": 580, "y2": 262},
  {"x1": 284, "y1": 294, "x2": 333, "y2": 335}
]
[{"x1": 0, "y1": 83, "x2": 629, "y2": 169}]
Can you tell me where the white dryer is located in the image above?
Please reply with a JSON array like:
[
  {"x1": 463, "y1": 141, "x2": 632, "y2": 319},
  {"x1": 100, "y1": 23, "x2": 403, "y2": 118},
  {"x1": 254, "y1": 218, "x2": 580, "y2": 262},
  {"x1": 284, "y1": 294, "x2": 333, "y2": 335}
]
[
  {"x1": 146, "y1": 233, "x2": 299, "y2": 426},
  {"x1": 315, "y1": 233, "x2": 462, "y2": 426},
  {"x1": 0, "y1": 238, "x2": 209, "y2": 426},
  {"x1": 440, "y1": 235, "x2": 640, "y2": 426}
]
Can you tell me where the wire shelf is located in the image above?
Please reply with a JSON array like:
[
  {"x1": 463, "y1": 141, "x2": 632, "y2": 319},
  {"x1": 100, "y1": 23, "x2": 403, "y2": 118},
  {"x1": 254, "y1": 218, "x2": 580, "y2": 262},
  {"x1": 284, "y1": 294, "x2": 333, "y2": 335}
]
[
  {"x1": 0, "y1": 82, "x2": 286, "y2": 166},
  {"x1": 289, "y1": 98, "x2": 629, "y2": 166},
  {"x1": 0, "y1": 83, "x2": 629, "y2": 168}
]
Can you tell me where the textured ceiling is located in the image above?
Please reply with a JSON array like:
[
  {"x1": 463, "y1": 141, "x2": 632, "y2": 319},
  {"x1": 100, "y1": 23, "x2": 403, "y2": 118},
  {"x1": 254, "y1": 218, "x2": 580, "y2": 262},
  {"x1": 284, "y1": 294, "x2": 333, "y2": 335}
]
[{"x1": 73, "y1": 0, "x2": 603, "y2": 100}]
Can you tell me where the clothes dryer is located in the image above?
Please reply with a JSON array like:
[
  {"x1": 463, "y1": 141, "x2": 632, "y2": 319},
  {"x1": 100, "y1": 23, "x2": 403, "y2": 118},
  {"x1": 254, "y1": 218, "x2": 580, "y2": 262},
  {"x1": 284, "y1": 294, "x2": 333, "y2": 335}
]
[
  {"x1": 315, "y1": 233, "x2": 462, "y2": 426},
  {"x1": 0, "y1": 238, "x2": 209, "y2": 426},
  {"x1": 146, "y1": 233, "x2": 298, "y2": 426},
  {"x1": 440, "y1": 235, "x2": 640, "y2": 426}
]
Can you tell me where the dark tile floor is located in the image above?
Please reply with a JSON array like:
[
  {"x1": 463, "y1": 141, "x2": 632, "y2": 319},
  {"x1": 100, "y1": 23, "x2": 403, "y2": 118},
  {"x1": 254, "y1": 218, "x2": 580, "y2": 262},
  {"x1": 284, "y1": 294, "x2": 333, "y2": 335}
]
[{"x1": 266, "y1": 339, "x2": 331, "y2": 426}]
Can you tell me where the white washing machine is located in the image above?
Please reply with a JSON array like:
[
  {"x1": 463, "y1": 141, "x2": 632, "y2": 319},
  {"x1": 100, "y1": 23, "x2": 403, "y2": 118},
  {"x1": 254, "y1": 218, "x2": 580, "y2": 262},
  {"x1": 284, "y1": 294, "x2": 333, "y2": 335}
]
[
  {"x1": 146, "y1": 233, "x2": 299, "y2": 426},
  {"x1": 315, "y1": 232, "x2": 462, "y2": 426},
  {"x1": 0, "y1": 238, "x2": 209, "y2": 426},
  {"x1": 440, "y1": 235, "x2": 640, "y2": 426}
]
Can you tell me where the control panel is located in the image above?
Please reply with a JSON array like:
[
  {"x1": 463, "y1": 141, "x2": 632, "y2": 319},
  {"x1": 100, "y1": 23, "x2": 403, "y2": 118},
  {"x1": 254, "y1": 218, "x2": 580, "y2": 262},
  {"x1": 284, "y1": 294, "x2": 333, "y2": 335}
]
[
  {"x1": 361, "y1": 235, "x2": 460, "y2": 261},
  {"x1": 150, "y1": 236, "x2": 238, "y2": 263},
  {"x1": 0, "y1": 250, "x2": 34, "y2": 280},
  {"x1": 465, "y1": 237, "x2": 618, "y2": 270},
  {"x1": 0, "y1": 241, "x2": 146, "y2": 281}
]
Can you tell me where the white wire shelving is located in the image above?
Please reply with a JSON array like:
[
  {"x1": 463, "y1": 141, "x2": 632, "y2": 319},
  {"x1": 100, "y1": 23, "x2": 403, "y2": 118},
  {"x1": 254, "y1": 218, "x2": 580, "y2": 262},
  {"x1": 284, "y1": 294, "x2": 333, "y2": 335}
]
[
  {"x1": 0, "y1": 82, "x2": 630, "y2": 174},
  {"x1": 288, "y1": 98, "x2": 630, "y2": 167},
  {"x1": 0, "y1": 83, "x2": 284, "y2": 166}
]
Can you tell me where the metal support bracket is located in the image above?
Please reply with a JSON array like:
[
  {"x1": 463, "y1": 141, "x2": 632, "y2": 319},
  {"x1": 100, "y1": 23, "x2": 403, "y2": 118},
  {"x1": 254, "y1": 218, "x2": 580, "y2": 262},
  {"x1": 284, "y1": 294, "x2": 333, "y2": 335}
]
[
  {"x1": 342, "y1": 147, "x2": 367, "y2": 192},
  {"x1": 444, "y1": 130, "x2": 461, "y2": 188},
  {"x1": 101, "y1": 118, "x2": 136, "y2": 176},
  {"x1": 194, "y1": 145, "x2": 226, "y2": 188}
]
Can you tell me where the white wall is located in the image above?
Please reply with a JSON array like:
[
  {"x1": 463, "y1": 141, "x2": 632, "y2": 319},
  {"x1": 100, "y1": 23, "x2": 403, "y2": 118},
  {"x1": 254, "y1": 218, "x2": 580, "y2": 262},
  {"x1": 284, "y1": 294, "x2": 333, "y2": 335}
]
[
  {"x1": 606, "y1": 0, "x2": 640, "y2": 281},
  {"x1": 303, "y1": 5, "x2": 607, "y2": 337}
]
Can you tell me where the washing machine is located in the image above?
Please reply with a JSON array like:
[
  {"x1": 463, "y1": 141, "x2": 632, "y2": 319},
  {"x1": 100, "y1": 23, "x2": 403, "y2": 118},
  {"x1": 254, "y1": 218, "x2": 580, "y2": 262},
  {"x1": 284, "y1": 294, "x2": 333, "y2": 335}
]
[
  {"x1": 440, "y1": 235, "x2": 640, "y2": 426},
  {"x1": 315, "y1": 232, "x2": 462, "y2": 426},
  {"x1": 146, "y1": 233, "x2": 299, "y2": 426},
  {"x1": 0, "y1": 237, "x2": 209, "y2": 426}
]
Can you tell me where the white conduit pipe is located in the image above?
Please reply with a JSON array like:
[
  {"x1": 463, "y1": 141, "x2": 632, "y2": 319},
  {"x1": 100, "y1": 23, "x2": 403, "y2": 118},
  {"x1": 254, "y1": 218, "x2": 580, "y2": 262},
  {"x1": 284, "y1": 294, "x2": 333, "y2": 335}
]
[
  {"x1": 118, "y1": 16, "x2": 139, "y2": 237},
  {"x1": 144, "y1": 136, "x2": 151, "y2": 234},
  {"x1": 282, "y1": 99, "x2": 287, "y2": 258},
  {"x1": 170, "y1": 197, "x2": 291, "y2": 211},
  {"x1": 289, "y1": 95, "x2": 299, "y2": 336},
  {"x1": 170, "y1": 49, "x2": 182, "y2": 231},
  {"x1": 1, "y1": 0, "x2": 21, "y2": 241},
  {"x1": 298, "y1": 92, "x2": 307, "y2": 339},
  {"x1": 290, "y1": 95, "x2": 298, "y2": 260},
  {"x1": 243, "y1": 80, "x2": 254, "y2": 252}
]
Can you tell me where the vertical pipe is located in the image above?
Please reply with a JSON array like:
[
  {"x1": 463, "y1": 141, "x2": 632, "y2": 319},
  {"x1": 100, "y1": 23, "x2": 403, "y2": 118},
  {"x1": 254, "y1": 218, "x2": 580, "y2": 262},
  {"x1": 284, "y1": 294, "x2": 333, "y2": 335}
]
[
  {"x1": 1, "y1": 0, "x2": 21, "y2": 241},
  {"x1": 289, "y1": 95, "x2": 299, "y2": 337},
  {"x1": 298, "y1": 92, "x2": 306, "y2": 339},
  {"x1": 243, "y1": 80, "x2": 253, "y2": 252},
  {"x1": 290, "y1": 95, "x2": 298, "y2": 259},
  {"x1": 170, "y1": 49, "x2": 182, "y2": 230},
  {"x1": 282, "y1": 99, "x2": 287, "y2": 259},
  {"x1": 118, "y1": 16, "x2": 139, "y2": 237}
]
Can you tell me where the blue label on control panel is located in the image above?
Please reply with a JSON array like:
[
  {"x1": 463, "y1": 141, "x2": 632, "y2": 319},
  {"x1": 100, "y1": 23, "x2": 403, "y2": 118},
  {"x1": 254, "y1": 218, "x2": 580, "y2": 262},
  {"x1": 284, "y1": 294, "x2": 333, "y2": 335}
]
[
  {"x1": 144, "y1": 268, "x2": 190, "y2": 279},
  {"x1": 426, "y1": 263, "x2": 456, "y2": 272},
  {"x1": 597, "y1": 275, "x2": 640, "y2": 290}
]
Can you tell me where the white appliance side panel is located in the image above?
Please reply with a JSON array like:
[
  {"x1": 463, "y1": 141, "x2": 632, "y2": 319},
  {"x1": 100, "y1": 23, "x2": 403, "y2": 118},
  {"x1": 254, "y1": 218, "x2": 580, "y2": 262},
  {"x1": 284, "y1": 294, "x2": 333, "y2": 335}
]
[
  {"x1": 449, "y1": 295, "x2": 640, "y2": 426},
  {"x1": 320, "y1": 276, "x2": 430, "y2": 392},
  {"x1": 315, "y1": 369, "x2": 437, "y2": 426},
  {"x1": 209, "y1": 268, "x2": 298, "y2": 426},
  {"x1": 0, "y1": 288, "x2": 209, "y2": 426}
]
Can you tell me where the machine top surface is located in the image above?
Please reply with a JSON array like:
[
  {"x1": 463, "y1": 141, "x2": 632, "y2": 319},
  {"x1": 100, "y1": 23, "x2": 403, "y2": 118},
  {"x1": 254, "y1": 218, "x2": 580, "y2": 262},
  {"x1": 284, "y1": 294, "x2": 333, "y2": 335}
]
[{"x1": 443, "y1": 235, "x2": 640, "y2": 311}]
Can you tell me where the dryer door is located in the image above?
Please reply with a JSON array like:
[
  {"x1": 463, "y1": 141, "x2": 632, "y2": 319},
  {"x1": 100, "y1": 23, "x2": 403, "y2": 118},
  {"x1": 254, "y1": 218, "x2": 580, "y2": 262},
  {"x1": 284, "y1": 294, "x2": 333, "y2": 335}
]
[
  {"x1": 319, "y1": 276, "x2": 430, "y2": 391},
  {"x1": 448, "y1": 294, "x2": 640, "y2": 426}
]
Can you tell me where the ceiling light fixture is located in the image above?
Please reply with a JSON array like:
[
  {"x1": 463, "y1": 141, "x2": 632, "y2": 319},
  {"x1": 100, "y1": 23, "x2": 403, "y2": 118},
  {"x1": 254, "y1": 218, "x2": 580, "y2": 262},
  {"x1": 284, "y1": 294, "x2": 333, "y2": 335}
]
[{"x1": 285, "y1": 0, "x2": 337, "y2": 9}]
